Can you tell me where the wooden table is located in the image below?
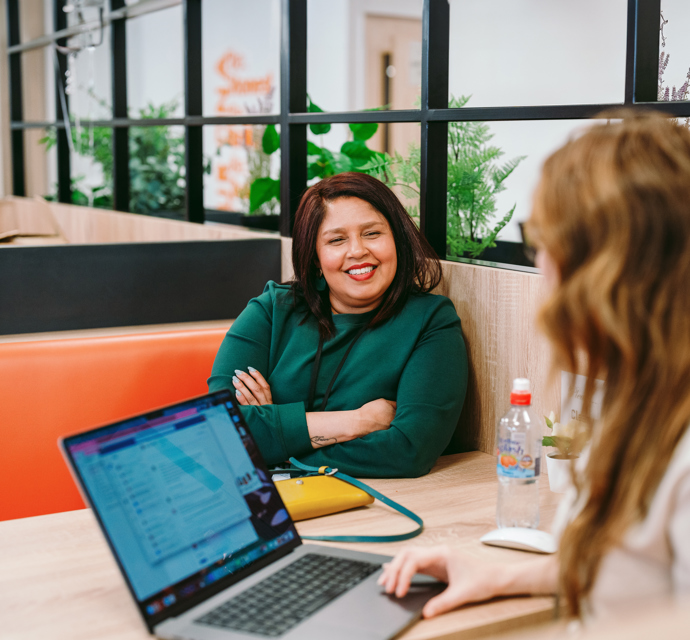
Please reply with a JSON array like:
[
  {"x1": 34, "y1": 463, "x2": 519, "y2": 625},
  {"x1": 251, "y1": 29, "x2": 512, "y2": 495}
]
[{"x1": 0, "y1": 452, "x2": 562, "y2": 640}]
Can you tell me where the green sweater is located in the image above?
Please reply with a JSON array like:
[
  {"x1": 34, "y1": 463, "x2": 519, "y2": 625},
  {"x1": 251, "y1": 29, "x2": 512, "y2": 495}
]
[{"x1": 208, "y1": 281, "x2": 467, "y2": 477}]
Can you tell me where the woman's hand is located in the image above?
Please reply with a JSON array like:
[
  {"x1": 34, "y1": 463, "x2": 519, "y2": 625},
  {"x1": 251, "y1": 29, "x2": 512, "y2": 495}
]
[
  {"x1": 232, "y1": 367, "x2": 273, "y2": 406},
  {"x1": 379, "y1": 546, "x2": 559, "y2": 619},
  {"x1": 378, "y1": 546, "x2": 504, "y2": 618},
  {"x1": 354, "y1": 398, "x2": 397, "y2": 437}
]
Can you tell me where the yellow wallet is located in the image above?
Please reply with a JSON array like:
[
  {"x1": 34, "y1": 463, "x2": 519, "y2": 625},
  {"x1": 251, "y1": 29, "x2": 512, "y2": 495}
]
[{"x1": 275, "y1": 475, "x2": 374, "y2": 521}]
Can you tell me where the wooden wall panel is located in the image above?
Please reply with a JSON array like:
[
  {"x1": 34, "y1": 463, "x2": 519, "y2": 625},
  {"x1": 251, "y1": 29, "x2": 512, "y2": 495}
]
[
  {"x1": 281, "y1": 236, "x2": 295, "y2": 282},
  {"x1": 438, "y1": 261, "x2": 559, "y2": 455},
  {"x1": 44, "y1": 200, "x2": 272, "y2": 244},
  {"x1": 0, "y1": 196, "x2": 277, "y2": 244}
]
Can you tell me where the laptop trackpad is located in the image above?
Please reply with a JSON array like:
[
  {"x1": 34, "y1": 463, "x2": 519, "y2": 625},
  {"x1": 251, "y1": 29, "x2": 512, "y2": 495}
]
[{"x1": 288, "y1": 578, "x2": 445, "y2": 640}]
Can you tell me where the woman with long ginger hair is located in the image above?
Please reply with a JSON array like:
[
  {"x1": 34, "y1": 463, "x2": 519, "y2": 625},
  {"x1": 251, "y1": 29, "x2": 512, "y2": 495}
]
[{"x1": 380, "y1": 112, "x2": 690, "y2": 621}]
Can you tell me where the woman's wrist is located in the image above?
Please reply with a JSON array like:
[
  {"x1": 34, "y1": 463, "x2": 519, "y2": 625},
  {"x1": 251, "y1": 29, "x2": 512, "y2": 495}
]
[
  {"x1": 496, "y1": 556, "x2": 559, "y2": 597},
  {"x1": 305, "y1": 410, "x2": 359, "y2": 449}
]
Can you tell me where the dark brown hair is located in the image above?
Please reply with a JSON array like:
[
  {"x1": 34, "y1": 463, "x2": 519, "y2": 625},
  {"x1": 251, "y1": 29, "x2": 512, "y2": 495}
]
[
  {"x1": 527, "y1": 111, "x2": 690, "y2": 616},
  {"x1": 291, "y1": 172, "x2": 442, "y2": 337}
]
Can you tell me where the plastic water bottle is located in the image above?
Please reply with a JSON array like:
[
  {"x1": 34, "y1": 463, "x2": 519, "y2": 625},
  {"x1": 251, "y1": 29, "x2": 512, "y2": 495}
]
[{"x1": 496, "y1": 378, "x2": 541, "y2": 529}]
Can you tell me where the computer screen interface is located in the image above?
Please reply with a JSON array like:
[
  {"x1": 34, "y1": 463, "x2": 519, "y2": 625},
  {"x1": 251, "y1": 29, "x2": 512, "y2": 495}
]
[{"x1": 63, "y1": 391, "x2": 299, "y2": 619}]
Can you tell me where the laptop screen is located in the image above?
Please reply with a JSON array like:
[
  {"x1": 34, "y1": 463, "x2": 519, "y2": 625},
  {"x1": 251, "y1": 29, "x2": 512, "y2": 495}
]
[{"x1": 62, "y1": 391, "x2": 300, "y2": 622}]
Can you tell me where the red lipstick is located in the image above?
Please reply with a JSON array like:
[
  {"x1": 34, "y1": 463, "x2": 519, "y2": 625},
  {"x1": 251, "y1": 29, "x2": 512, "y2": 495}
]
[{"x1": 345, "y1": 263, "x2": 377, "y2": 281}]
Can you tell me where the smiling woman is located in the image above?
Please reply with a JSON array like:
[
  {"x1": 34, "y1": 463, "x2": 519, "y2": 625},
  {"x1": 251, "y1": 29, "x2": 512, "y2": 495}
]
[
  {"x1": 317, "y1": 197, "x2": 398, "y2": 315},
  {"x1": 208, "y1": 173, "x2": 468, "y2": 478}
]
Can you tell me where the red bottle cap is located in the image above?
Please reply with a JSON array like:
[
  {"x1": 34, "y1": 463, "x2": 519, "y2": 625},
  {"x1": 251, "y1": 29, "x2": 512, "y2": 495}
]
[
  {"x1": 510, "y1": 378, "x2": 531, "y2": 405},
  {"x1": 510, "y1": 391, "x2": 531, "y2": 405}
]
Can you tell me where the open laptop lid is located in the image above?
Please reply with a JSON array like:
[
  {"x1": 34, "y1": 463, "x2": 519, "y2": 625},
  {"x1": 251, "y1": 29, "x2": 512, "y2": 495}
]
[{"x1": 60, "y1": 390, "x2": 301, "y2": 632}]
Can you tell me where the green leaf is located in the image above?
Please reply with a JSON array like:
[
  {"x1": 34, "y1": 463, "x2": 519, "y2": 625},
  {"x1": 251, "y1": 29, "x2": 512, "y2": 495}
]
[
  {"x1": 250, "y1": 177, "x2": 280, "y2": 212},
  {"x1": 358, "y1": 155, "x2": 389, "y2": 173},
  {"x1": 307, "y1": 97, "x2": 331, "y2": 135},
  {"x1": 544, "y1": 415, "x2": 553, "y2": 429},
  {"x1": 307, "y1": 159, "x2": 325, "y2": 180},
  {"x1": 93, "y1": 194, "x2": 113, "y2": 209},
  {"x1": 71, "y1": 189, "x2": 89, "y2": 206},
  {"x1": 349, "y1": 122, "x2": 378, "y2": 141},
  {"x1": 340, "y1": 140, "x2": 375, "y2": 167},
  {"x1": 262, "y1": 124, "x2": 280, "y2": 155},
  {"x1": 307, "y1": 141, "x2": 322, "y2": 155},
  {"x1": 327, "y1": 151, "x2": 353, "y2": 175},
  {"x1": 541, "y1": 435, "x2": 573, "y2": 455}
]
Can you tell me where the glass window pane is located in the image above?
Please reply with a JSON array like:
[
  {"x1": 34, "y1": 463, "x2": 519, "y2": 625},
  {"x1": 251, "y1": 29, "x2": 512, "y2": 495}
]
[
  {"x1": 25, "y1": 128, "x2": 57, "y2": 199},
  {"x1": 129, "y1": 125, "x2": 186, "y2": 218},
  {"x1": 127, "y1": 6, "x2": 184, "y2": 118},
  {"x1": 659, "y1": 0, "x2": 690, "y2": 105},
  {"x1": 204, "y1": 124, "x2": 281, "y2": 224},
  {"x1": 65, "y1": 26, "x2": 112, "y2": 120},
  {"x1": 449, "y1": 0, "x2": 627, "y2": 107},
  {"x1": 70, "y1": 126, "x2": 113, "y2": 208},
  {"x1": 21, "y1": 47, "x2": 54, "y2": 123},
  {"x1": 307, "y1": 0, "x2": 422, "y2": 112},
  {"x1": 307, "y1": 121, "x2": 421, "y2": 218},
  {"x1": 202, "y1": 0, "x2": 280, "y2": 117},
  {"x1": 445, "y1": 119, "x2": 586, "y2": 267}
]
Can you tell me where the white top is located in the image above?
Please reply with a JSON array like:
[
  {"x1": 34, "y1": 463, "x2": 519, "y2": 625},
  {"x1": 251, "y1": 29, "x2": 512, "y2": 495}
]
[{"x1": 552, "y1": 426, "x2": 690, "y2": 621}]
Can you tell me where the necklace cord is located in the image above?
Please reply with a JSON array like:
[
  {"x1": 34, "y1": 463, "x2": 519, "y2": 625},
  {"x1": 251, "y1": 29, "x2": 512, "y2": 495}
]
[{"x1": 306, "y1": 325, "x2": 368, "y2": 413}]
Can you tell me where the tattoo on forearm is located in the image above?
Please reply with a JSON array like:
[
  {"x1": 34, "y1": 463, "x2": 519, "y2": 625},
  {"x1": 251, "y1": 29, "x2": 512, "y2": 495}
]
[{"x1": 310, "y1": 435, "x2": 337, "y2": 448}]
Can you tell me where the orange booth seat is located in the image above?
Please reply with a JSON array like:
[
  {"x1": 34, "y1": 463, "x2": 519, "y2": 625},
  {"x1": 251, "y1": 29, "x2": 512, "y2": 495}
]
[{"x1": 0, "y1": 327, "x2": 229, "y2": 522}]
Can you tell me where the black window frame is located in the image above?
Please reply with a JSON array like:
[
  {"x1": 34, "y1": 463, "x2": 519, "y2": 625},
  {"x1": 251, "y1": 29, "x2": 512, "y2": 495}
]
[{"x1": 6, "y1": 0, "x2": 690, "y2": 269}]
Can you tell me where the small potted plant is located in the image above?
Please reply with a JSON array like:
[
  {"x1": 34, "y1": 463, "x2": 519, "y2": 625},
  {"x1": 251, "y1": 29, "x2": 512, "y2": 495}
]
[{"x1": 542, "y1": 412, "x2": 586, "y2": 493}]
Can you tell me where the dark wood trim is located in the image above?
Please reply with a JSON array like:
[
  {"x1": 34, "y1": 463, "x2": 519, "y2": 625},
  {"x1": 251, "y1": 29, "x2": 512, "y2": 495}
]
[
  {"x1": 111, "y1": 0, "x2": 130, "y2": 212},
  {"x1": 279, "y1": 0, "x2": 308, "y2": 237},
  {"x1": 183, "y1": 0, "x2": 204, "y2": 223},
  {"x1": 6, "y1": 0, "x2": 25, "y2": 196},
  {"x1": 419, "y1": 0, "x2": 450, "y2": 257},
  {"x1": 633, "y1": 0, "x2": 661, "y2": 103},
  {"x1": 54, "y1": 0, "x2": 71, "y2": 204}
]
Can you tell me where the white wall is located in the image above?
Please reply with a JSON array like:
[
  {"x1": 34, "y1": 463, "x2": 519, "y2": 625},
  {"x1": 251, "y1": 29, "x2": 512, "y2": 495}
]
[
  {"x1": 449, "y1": 0, "x2": 627, "y2": 108},
  {"x1": 448, "y1": 0, "x2": 628, "y2": 242},
  {"x1": 127, "y1": 5, "x2": 184, "y2": 116},
  {"x1": 306, "y1": 0, "x2": 351, "y2": 153}
]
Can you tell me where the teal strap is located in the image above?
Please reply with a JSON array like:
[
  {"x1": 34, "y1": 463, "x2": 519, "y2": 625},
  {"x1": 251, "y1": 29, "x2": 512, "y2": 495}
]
[{"x1": 287, "y1": 458, "x2": 423, "y2": 543}]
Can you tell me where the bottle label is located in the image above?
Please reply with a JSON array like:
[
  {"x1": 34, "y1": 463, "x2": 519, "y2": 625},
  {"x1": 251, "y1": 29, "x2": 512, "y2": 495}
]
[{"x1": 496, "y1": 433, "x2": 540, "y2": 478}]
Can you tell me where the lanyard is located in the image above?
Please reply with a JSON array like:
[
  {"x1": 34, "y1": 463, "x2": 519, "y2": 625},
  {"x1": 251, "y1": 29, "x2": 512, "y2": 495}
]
[{"x1": 306, "y1": 325, "x2": 368, "y2": 412}]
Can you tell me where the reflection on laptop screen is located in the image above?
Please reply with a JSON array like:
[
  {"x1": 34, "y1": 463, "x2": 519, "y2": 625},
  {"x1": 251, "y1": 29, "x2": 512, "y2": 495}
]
[{"x1": 64, "y1": 392, "x2": 298, "y2": 617}]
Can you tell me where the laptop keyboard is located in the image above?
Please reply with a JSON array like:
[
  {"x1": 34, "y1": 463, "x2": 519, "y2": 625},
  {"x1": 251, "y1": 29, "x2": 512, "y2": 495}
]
[{"x1": 195, "y1": 553, "x2": 380, "y2": 637}]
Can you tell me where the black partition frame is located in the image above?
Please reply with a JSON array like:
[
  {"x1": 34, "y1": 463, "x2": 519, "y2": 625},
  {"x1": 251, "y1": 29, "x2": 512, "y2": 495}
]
[{"x1": 6, "y1": 0, "x2": 690, "y2": 267}]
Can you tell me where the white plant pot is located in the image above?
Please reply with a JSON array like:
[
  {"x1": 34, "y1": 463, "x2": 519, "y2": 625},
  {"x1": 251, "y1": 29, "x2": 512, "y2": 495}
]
[{"x1": 546, "y1": 453, "x2": 577, "y2": 493}]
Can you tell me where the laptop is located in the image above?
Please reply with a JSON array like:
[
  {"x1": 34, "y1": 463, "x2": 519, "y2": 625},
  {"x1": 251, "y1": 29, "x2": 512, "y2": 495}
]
[{"x1": 60, "y1": 389, "x2": 442, "y2": 640}]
